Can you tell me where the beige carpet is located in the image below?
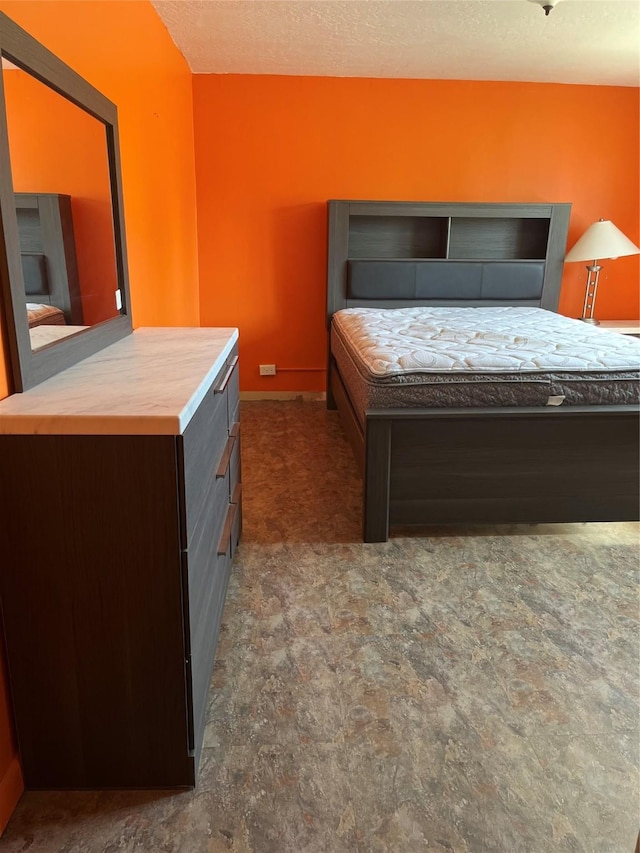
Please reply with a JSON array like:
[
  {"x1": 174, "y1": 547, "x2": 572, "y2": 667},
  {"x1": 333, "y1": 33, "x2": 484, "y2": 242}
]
[{"x1": 2, "y1": 401, "x2": 638, "y2": 852}]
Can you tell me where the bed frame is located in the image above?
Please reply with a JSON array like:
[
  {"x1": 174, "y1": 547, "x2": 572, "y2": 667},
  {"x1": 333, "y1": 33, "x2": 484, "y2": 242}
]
[{"x1": 326, "y1": 200, "x2": 640, "y2": 542}]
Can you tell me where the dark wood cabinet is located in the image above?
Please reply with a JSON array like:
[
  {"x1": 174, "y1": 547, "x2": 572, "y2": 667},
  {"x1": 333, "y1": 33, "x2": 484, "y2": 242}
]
[{"x1": 0, "y1": 333, "x2": 241, "y2": 789}]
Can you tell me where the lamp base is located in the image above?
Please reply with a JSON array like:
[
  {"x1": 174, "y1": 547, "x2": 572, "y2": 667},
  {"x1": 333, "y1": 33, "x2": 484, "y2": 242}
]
[{"x1": 579, "y1": 317, "x2": 600, "y2": 325}]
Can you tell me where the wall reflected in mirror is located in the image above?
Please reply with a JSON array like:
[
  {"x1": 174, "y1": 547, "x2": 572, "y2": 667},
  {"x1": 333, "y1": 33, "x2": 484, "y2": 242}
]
[{"x1": 2, "y1": 56, "x2": 121, "y2": 352}]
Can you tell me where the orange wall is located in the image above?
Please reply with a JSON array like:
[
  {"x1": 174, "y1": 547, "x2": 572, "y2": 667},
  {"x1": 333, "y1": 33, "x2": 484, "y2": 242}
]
[
  {"x1": 193, "y1": 75, "x2": 640, "y2": 392},
  {"x1": 0, "y1": 0, "x2": 199, "y2": 830}
]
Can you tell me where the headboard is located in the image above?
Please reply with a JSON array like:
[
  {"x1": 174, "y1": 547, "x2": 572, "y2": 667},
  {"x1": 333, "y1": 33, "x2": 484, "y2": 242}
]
[
  {"x1": 16, "y1": 193, "x2": 83, "y2": 324},
  {"x1": 327, "y1": 200, "x2": 571, "y2": 324}
]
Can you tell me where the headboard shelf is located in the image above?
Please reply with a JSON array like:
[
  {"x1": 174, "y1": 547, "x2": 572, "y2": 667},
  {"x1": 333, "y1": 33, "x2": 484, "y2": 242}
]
[
  {"x1": 448, "y1": 216, "x2": 550, "y2": 260},
  {"x1": 346, "y1": 210, "x2": 551, "y2": 262},
  {"x1": 327, "y1": 200, "x2": 571, "y2": 320},
  {"x1": 349, "y1": 215, "x2": 448, "y2": 259}
]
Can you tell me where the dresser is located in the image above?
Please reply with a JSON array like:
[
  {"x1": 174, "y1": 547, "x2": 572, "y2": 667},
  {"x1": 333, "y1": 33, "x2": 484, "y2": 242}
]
[{"x1": 0, "y1": 327, "x2": 241, "y2": 789}]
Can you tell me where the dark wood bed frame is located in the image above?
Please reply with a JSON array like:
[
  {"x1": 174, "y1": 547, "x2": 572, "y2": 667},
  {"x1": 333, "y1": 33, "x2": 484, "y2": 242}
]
[{"x1": 326, "y1": 200, "x2": 640, "y2": 542}]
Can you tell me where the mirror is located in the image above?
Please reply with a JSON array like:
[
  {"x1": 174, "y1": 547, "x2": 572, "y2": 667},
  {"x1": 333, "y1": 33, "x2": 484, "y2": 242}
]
[
  {"x1": 5, "y1": 64, "x2": 120, "y2": 352},
  {"x1": 0, "y1": 12, "x2": 131, "y2": 391}
]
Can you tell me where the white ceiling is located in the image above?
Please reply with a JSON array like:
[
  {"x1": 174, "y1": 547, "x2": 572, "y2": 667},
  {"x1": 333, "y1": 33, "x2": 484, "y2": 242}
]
[{"x1": 151, "y1": 0, "x2": 640, "y2": 87}]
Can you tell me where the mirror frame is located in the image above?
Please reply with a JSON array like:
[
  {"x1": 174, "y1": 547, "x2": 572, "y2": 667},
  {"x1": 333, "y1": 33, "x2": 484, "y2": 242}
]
[{"x1": 0, "y1": 11, "x2": 132, "y2": 392}]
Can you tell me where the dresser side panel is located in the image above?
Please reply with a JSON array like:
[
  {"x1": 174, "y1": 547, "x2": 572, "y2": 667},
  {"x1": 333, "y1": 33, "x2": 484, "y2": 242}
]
[{"x1": 0, "y1": 434, "x2": 193, "y2": 789}]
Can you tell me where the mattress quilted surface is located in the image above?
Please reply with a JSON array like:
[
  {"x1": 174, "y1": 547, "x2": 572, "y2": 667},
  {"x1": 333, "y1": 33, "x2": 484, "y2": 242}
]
[{"x1": 332, "y1": 306, "x2": 640, "y2": 377}]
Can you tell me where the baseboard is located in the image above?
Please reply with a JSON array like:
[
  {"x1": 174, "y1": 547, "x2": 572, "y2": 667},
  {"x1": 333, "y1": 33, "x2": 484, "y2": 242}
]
[
  {"x1": 0, "y1": 756, "x2": 23, "y2": 835},
  {"x1": 240, "y1": 391, "x2": 326, "y2": 402}
]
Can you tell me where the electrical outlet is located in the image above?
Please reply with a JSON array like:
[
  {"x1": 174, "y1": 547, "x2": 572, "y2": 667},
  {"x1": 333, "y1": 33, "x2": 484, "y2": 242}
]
[{"x1": 259, "y1": 364, "x2": 277, "y2": 376}]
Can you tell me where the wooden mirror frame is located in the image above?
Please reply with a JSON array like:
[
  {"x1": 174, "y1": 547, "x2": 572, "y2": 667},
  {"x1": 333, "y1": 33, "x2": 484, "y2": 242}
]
[{"x1": 0, "y1": 12, "x2": 132, "y2": 392}]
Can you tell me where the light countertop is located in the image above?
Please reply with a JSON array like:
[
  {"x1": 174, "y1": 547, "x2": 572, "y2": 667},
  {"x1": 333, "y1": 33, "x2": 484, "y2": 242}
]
[{"x1": 0, "y1": 327, "x2": 239, "y2": 436}]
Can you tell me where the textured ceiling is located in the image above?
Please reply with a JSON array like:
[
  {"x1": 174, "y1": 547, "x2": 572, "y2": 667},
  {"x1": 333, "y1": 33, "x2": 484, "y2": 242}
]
[{"x1": 151, "y1": 0, "x2": 639, "y2": 86}]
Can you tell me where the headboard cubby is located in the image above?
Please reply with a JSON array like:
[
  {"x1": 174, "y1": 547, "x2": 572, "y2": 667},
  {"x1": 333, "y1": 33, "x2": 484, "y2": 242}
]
[{"x1": 327, "y1": 200, "x2": 571, "y2": 321}]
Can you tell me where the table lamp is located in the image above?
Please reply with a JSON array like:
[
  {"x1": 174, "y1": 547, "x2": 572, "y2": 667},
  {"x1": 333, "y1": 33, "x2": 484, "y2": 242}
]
[{"x1": 564, "y1": 219, "x2": 640, "y2": 324}]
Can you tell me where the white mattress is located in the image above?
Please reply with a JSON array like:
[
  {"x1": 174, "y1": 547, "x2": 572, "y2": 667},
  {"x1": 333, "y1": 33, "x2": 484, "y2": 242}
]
[{"x1": 332, "y1": 306, "x2": 640, "y2": 378}]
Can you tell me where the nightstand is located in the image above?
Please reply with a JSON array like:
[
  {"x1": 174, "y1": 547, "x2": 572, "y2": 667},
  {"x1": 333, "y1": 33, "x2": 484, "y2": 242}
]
[{"x1": 596, "y1": 320, "x2": 640, "y2": 336}]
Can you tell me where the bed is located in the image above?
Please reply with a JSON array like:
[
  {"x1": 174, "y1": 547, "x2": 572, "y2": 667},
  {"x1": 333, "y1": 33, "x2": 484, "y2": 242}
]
[{"x1": 326, "y1": 200, "x2": 640, "y2": 542}]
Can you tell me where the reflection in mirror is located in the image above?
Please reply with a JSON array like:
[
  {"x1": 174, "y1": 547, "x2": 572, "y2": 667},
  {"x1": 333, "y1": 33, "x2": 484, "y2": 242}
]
[
  {"x1": 2, "y1": 57, "x2": 120, "y2": 352},
  {"x1": 0, "y1": 10, "x2": 131, "y2": 391}
]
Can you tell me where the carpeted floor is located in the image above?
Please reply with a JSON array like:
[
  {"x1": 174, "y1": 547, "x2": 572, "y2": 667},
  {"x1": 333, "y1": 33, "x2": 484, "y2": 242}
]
[{"x1": 1, "y1": 401, "x2": 638, "y2": 852}]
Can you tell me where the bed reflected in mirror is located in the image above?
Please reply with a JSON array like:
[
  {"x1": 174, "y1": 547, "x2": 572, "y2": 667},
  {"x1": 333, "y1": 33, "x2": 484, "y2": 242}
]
[{"x1": 2, "y1": 57, "x2": 121, "y2": 353}]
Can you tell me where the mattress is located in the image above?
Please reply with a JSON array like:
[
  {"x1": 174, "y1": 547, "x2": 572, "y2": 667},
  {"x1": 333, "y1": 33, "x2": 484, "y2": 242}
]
[
  {"x1": 331, "y1": 306, "x2": 640, "y2": 421},
  {"x1": 26, "y1": 303, "x2": 66, "y2": 329}
]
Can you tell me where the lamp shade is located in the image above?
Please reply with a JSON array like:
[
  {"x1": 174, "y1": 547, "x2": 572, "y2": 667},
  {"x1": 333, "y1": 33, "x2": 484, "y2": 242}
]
[{"x1": 565, "y1": 219, "x2": 640, "y2": 263}]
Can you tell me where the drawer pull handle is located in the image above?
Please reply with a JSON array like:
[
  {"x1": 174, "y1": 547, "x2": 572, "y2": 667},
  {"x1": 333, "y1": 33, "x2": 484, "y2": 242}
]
[
  {"x1": 231, "y1": 482, "x2": 242, "y2": 505},
  {"x1": 229, "y1": 421, "x2": 240, "y2": 439},
  {"x1": 216, "y1": 435, "x2": 236, "y2": 479},
  {"x1": 217, "y1": 503, "x2": 237, "y2": 556},
  {"x1": 214, "y1": 356, "x2": 239, "y2": 395}
]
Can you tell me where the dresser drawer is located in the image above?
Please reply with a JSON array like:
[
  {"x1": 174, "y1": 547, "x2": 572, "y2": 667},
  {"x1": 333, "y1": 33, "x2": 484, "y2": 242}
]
[
  {"x1": 186, "y1": 467, "x2": 230, "y2": 638},
  {"x1": 229, "y1": 396, "x2": 240, "y2": 433},
  {"x1": 225, "y1": 356, "x2": 240, "y2": 430},
  {"x1": 187, "y1": 545, "x2": 232, "y2": 754},
  {"x1": 182, "y1": 348, "x2": 238, "y2": 542},
  {"x1": 207, "y1": 348, "x2": 238, "y2": 432},
  {"x1": 231, "y1": 483, "x2": 242, "y2": 556},
  {"x1": 179, "y1": 345, "x2": 240, "y2": 759},
  {"x1": 182, "y1": 387, "x2": 227, "y2": 543},
  {"x1": 183, "y1": 441, "x2": 239, "y2": 755},
  {"x1": 182, "y1": 481, "x2": 235, "y2": 753},
  {"x1": 228, "y1": 420, "x2": 241, "y2": 483}
]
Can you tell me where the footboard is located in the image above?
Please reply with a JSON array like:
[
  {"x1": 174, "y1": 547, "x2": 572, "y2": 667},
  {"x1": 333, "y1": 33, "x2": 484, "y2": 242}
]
[{"x1": 364, "y1": 406, "x2": 640, "y2": 542}]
